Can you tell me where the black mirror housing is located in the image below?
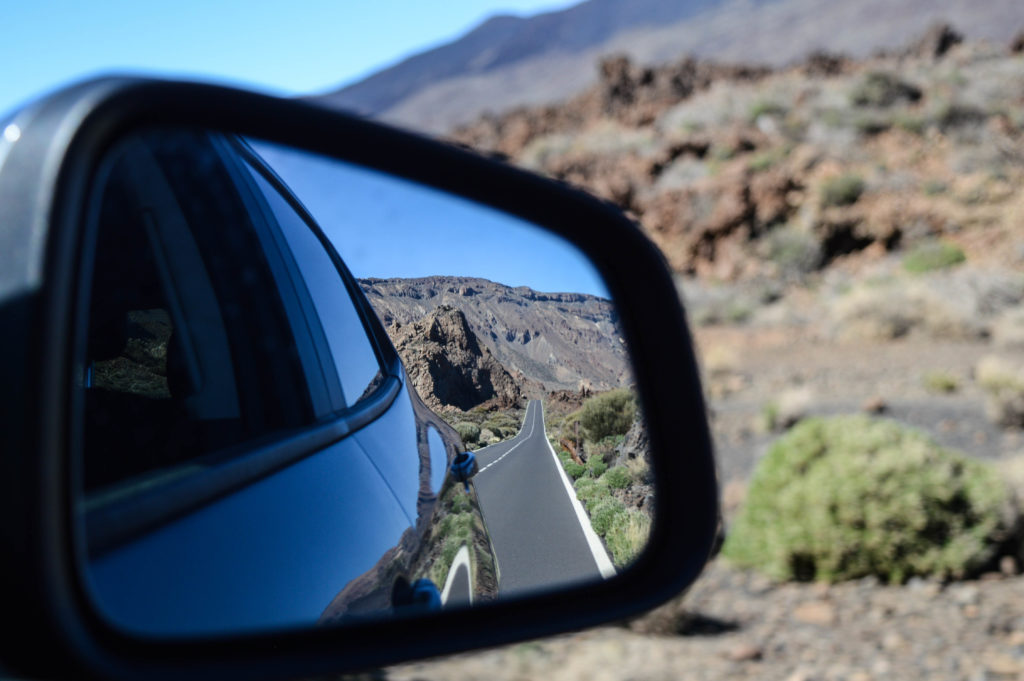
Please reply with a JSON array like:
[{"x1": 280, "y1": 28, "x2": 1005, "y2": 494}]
[{"x1": 0, "y1": 78, "x2": 717, "y2": 681}]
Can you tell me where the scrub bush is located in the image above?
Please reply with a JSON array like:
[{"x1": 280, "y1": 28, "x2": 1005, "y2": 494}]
[
  {"x1": 976, "y1": 355, "x2": 1024, "y2": 428},
  {"x1": 455, "y1": 422, "x2": 480, "y2": 446},
  {"x1": 585, "y1": 456, "x2": 608, "y2": 478},
  {"x1": 605, "y1": 510, "x2": 651, "y2": 567},
  {"x1": 578, "y1": 389, "x2": 636, "y2": 442},
  {"x1": 574, "y1": 477, "x2": 610, "y2": 509},
  {"x1": 601, "y1": 466, "x2": 633, "y2": 490},
  {"x1": 849, "y1": 71, "x2": 922, "y2": 107},
  {"x1": 563, "y1": 461, "x2": 586, "y2": 480},
  {"x1": 590, "y1": 497, "x2": 626, "y2": 537},
  {"x1": 923, "y1": 370, "x2": 959, "y2": 394},
  {"x1": 723, "y1": 415, "x2": 1014, "y2": 583},
  {"x1": 820, "y1": 174, "x2": 865, "y2": 207},
  {"x1": 902, "y1": 241, "x2": 966, "y2": 273}
]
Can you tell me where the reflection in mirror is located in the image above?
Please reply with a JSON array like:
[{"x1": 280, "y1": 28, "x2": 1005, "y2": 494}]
[{"x1": 74, "y1": 128, "x2": 652, "y2": 639}]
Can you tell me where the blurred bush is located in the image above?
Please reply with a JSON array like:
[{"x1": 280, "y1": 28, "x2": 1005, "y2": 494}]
[
  {"x1": 976, "y1": 355, "x2": 1024, "y2": 428},
  {"x1": 455, "y1": 422, "x2": 481, "y2": 447},
  {"x1": 601, "y1": 465, "x2": 633, "y2": 490},
  {"x1": 849, "y1": 71, "x2": 922, "y2": 107},
  {"x1": 590, "y1": 497, "x2": 627, "y2": 536},
  {"x1": 605, "y1": 509, "x2": 651, "y2": 567},
  {"x1": 923, "y1": 370, "x2": 959, "y2": 394},
  {"x1": 723, "y1": 415, "x2": 1015, "y2": 583},
  {"x1": 820, "y1": 174, "x2": 865, "y2": 207},
  {"x1": 902, "y1": 241, "x2": 966, "y2": 273},
  {"x1": 578, "y1": 388, "x2": 637, "y2": 441}
]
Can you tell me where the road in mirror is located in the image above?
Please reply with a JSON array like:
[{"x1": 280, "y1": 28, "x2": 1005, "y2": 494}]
[{"x1": 74, "y1": 128, "x2": 653, "y2": 639}]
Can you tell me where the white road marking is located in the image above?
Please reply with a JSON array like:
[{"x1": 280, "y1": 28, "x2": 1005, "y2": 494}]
[
  {"x1": 476, "y1": 402, "x2": 536, "y2": 474},
  {"x1": 470, "y1": 402, "x2": 532, "y2": 456},
  {"x1": 539, "y1": 401, "x2": 617, "y2": 579},
  {"x1": 440, "y1": 544, "x2": 473, "y2": 606}
]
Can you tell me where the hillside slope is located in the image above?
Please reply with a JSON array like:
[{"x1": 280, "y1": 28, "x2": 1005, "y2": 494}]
[
  {"x1": 313, "y1": 0, "x2": 1023, "y2": 132},
  {"x1": 360, "y1": 276, "x2": 630, "y2": 392}
]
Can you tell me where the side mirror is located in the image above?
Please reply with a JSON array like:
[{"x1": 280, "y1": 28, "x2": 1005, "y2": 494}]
[
  {"x1": 450, "y1": 451, "x2": 478, "y2": 490},
  {"x1": 0, "y1": 78, "x2": 717, "y2": 680}
]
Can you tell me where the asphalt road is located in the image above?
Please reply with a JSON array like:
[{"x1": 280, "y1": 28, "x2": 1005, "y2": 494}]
[{"x1": 472, "y1": 400, "x2": 614, "y2": 597}]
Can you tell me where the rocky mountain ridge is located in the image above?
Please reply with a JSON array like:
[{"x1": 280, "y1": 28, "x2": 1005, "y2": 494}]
[
  {"x1": 388, "y1": 305, "x2": 523, "y2": 411},
  {"x1": 313, "y1": 0, "x2": 1023, "y2": 132},
  {"x1": 450, "y1": 26, "x2": 1024, "y2": 285},
  {"x1": 359, "y1": 275, "x2": 630, "y2": 393}
]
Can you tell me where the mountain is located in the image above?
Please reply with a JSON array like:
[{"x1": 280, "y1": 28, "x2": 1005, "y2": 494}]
[
  {"x1": 311, "y1": 0, "x2": 1023, "y2": 132},
  {"x1": 359, "y1": 276, "x2": 630, "y2": 393},
  {"x1": 388, "y1": 305, "x2": 523, "y2": 411}
]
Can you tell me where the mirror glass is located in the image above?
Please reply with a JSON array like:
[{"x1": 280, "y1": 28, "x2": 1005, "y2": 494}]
[{"x1": 74, "y1": 127, "x2": 654, "y2": 638}]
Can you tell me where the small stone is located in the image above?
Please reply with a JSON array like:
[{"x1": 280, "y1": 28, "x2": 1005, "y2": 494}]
[
  {"x1": 848, "y1": 672, "x2": 872, "y2": 681},
  {"x1": 964, "y1": 604, "x2": 980, "y2": 618},
  {"x1": 862, "y1": 396, "x2": 887, "y2": 414},
  {"x1": 882, "y1": 632, "x2": 906, "y2": 650},
  {"x1": 859, "y1": 574, "x2": 880, "y2": 588},
  {"x1": 1008, "y1": 631, "x2": 1024, "y2": 646},
  {"x1": 1000, "y1": 555, "x2": 1019, "y2": 576},
  {"x1": 907, "y1": 577, "x2": 941, "y2": 597},
  {"x1": 727, "y1": 643, "x2": 764, "y2": 662},
  {"x1": 871, "y1": 659, "x2": 892, "y2": 675},
  {"x1": 985, "y1": 654, "x2": 1022, "y2": 675},
  {"x1": 792, "y1": 600, "x2": 837, "y2": 626},
  {"x1": 951, "y1": 584, "x2": 980, "y2": 605}
]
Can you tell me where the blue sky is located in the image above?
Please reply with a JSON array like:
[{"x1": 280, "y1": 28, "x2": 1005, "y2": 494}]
[
  {"x1": 253, "y1": 141, "x2": 610, "y2": 297},
  {"x1": 2, "y1": 0, "x2": 577, "y2": 115}
]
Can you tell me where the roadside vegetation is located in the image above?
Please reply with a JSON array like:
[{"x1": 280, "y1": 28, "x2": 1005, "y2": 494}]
[
  {"x1": 723, "y1": 415, "x2": 1018, "y2": 583},
  {"x1": 441, "y1": 405, "x2": 525, "y2": 449},
  {"x1": 546, "y1": 388, "x2": 652, "y2": 568}
]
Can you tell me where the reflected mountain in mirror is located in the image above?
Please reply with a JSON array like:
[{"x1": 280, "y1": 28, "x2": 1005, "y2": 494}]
[{"x1": 75, "y1": 128, "x2": 652, "y2": 639}]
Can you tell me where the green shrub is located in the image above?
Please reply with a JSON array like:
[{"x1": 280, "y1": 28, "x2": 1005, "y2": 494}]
[
  {"x1": 923, "y1": 370, "x2": 959, "y2": 394},
  {"x1": 430, "y1": 511, "x2": 476, "y2": 586},
  {"x1": 976, "y1": 356, "x2": 1024, "y2": 428},
  {"x1": 455, "y1": 422, "x2": 481, "y2": 446},
  {"x1": 762, "y1": 226, "x2": 823, "y2": 277},
  {"x1": 902, "y1": 242, "x2": 966, "y2": 273},
  {"x1": 853, "y1": 114, "x2": 890, "y2": 136},
  {"x1": 447, "y1": 490, "x2": 473, "y2": 515},
  {"x1": 601, "y1": 466, "x2": 633, "y2": 490},
  {"x1": 590, "y1": 497, "x2": 627, "y2": 537},
  {"x1": 574, "y1": 477, "x2": 610, "y2": 508},
  {"x1": 820, "y1": 174, "x2": 865, "y2": 207},
  {"x1": 849, "y1": 71, "x2": 922, "y2": 107},
  {"x1": 605, "y1": 510, "x2": 651, "y2": 567},
  {"x1": 747, "y1": 146, "x2": 790, "y2": 173},
  {"x1": 586, "y1": 457, "x2": 608, "y2": 478},
  {"x1": 722, "y1": 415, "x2": 1013, "y2": 583},
  {"x1": 578, "y1": 389, "x2": 636, "y2": 442},
  {"x1": 748, "y1": 99, "x2": 787, "y2": 122},
  {"x1": 564, "y1": 461, "x2": 586, "y2": 480},
  {"x1": 894, "y1": 113, "x2": 926, "y2": 135}
]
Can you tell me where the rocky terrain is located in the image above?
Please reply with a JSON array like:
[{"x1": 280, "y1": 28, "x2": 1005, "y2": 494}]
[
  {"x1": 378, "y1": 24, "x2": 1024, "y2": 681},
  {"x1": 313, "y1": 0, "x2": 1023, "y2": 132},
  {"x1": 361, "y1": 276, "x2": 630, "y2": 392},
  {"x1": 387, "y1": 305, "x2": 523, "y2": 411}
]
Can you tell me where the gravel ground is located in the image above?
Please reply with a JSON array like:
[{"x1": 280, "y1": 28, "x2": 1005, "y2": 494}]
[
  {"x1": 390, "y1": 560, "x2": 1024, "y2": 681},
  {"x1": 386, "y1": 331, "x2": 1024, "y2": 681}
]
